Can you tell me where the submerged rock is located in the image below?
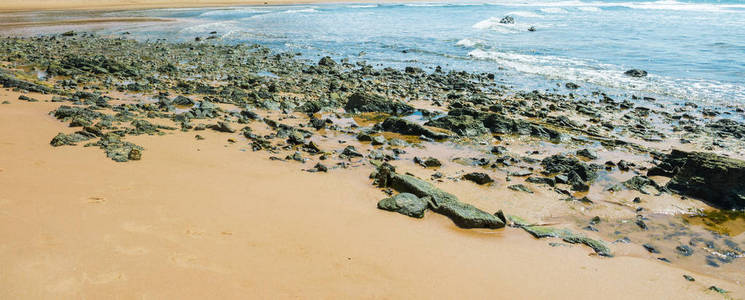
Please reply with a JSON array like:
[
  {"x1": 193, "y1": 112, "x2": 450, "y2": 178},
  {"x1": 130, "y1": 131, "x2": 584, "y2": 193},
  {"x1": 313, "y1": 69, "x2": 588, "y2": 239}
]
[
  {"x1": 648, "y1": 150, "x2": 745, "y2": 209},
  {"x1": 676, "y1": 245, "x2": 693, "y2": 256},
  {"x1": 624, "y1": 69, "x2": 648, "y2": 78},
  {"x1": 344, "y1": 92, "x2": 414, "y2": 115},
  {"x1": 510, "y1": 216, "x2": 612, "y2": 257},
  {"x1": 499, "y1": 16, "x2": 515, "y2": 24},
  {"x1": 617, "y1": 175, "x2": 666, "y2": 195},
  {"x1": 508, "y1": 184, "x2": 533, "y2": 193},
  {"x1": 642, "y1": 243, "x2": 660, "y2": 254},
  {"x1": 377, "y1": 193, "x2": 429, "y2": 218}
]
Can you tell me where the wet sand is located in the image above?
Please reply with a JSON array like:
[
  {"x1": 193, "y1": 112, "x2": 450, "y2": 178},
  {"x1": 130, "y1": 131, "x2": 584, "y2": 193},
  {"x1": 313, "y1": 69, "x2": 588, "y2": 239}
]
[{"x1": 1, "y1": 91, "x2": 741, "y2": 298}]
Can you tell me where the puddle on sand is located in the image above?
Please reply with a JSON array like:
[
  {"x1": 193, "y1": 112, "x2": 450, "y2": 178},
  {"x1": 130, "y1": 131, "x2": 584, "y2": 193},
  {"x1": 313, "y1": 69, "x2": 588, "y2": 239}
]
[
  {"x1": 684, "y1": 210, "x2": 745, "y2": 236},
  {"x1": 351, "y1": 112, "x2": 389, "y2": 127}
]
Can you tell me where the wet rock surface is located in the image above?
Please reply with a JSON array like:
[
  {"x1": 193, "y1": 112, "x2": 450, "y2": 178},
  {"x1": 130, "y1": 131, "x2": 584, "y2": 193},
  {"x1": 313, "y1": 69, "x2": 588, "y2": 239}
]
[
  {"x1": 345, "y1": 92, "x2": 414, "y2": 116},
  {"x1": 649, "y1": 150, "x2": 745, "y2": 209},
  {"x1": 377, "y1": 193, "x2": 429, "y2": 218},
  {"x1": 375, "y1": 164, "x2": 504, "y2": 229}
]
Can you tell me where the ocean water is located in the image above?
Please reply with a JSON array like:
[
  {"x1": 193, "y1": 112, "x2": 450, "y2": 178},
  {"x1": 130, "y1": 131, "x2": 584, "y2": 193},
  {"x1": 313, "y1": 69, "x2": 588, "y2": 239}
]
[{"x1": 99, "y1": 0, "x2": 745, "y2": 106}]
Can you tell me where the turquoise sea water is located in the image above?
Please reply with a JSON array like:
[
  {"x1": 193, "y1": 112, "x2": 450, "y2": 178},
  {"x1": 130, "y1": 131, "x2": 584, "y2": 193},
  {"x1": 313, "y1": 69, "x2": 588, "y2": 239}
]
[{"x1": 97, "y1": 0, "x2": 745, "y2": 105}]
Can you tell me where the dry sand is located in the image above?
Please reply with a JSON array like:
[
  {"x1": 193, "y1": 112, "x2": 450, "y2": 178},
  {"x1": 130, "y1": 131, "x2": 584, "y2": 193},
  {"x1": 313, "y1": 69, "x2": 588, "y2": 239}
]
[
  {"x1": 0, "y1": 0, "x2": 408, "y2": 12},
  {"x1": 0, "y1": 90, "x2": 742, "y2": 298}
]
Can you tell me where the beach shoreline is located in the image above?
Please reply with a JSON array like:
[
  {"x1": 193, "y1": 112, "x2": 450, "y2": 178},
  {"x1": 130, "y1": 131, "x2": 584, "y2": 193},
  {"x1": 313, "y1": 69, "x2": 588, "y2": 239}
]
[
  {"x1": 0, "y1": 14, "x2": 744, "y2": 298},
  {"x1": 0, "y1": 88, "x2": 739, "y2": 299},
  {"x1": 0, "y1": 0, "x2": 423, "y2": 13}
]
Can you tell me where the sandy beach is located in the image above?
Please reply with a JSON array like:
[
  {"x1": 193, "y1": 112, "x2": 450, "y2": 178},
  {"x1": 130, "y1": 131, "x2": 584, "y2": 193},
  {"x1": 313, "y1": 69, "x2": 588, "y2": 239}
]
[
  {"x1": 1, "y1": 5, "x2": 744, "y2": 298},
  {"x1": 0, "y1": 89, "x2": 739, "y2": 299},
  {"x1": 0, "y1": 0, "x2": 405, "y2": 12}
]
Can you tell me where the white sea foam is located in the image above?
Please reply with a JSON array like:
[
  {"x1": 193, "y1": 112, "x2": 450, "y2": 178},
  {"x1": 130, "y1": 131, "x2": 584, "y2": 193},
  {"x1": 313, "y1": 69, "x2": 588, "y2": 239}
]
[
  {"x1": 404, "y1": 3, "x2": 450, "y2": 7},
  {"x1": 472, "y1": 17, "x2": 541, "y2": 33},
  {"x1": 467, "y1": 48, "x2": 745, "y2": 104},
  {"x1": 505, "y1": 10, "x2": 544, "y2": 18},
  {"x1": 577, "y1": 6, "x2": 601, "y2": 12},
  {"x1": 282, "y1": 8, "x2": 319, "y2": 14},
  {"x1": 456, "y1": 38, "x2": 484, "y2": 48},
  {"x1": 486, "y1": 0, "x2": 745, "y2": 13},
  {"x1": 180, "y1": 21, "x2": 239, "y2": 34},
  {"x1": 198, "y1": 8, "x2": 268, "y2": 17},
  {"x1": 540, "y1": 7, "x2": 567, "y2": 13},
  {"x1": 346, "y1": 5, "x2": 378, "y2": 8}
]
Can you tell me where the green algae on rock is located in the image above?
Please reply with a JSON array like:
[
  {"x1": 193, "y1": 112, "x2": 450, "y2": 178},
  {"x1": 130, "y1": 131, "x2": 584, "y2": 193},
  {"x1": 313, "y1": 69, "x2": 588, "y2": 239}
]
[
  {"x1": 374, "y1": 163, "x2": 504, "y2": 229},
  {"x1": 508, "y1": 215, "x2": 612, "y2": 257}
]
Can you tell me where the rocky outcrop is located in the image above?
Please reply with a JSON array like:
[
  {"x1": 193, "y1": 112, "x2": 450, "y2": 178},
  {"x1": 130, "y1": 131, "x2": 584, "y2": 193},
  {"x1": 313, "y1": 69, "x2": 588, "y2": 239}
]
[
  {"x1": 374, "y1": 163, "x2": 504, "y2": 229},
  {"x1": 541, "y1": 155, "x2": 598, "y2": 191},
  {"x1": 344, "y1": 92, "x2": 414, "y2": 115},
  {"x1": 424, "y1": 115, "x2": 489, "y2": 137},
  {"x1": 648, "y1": 150, "x2": 745, "y2": 209},
  {"x1": 380, "y1": 117, "x2": 449, "y2": 140},
  {"x1": 0, "y1": 73, "x2": 54, "y2": 94},
  {"x1": 50, "y1": 132, "x2": 92, "y2": 146},
  {"x1": 706, "y1": 119, "x2": 745, "y2": 140}
]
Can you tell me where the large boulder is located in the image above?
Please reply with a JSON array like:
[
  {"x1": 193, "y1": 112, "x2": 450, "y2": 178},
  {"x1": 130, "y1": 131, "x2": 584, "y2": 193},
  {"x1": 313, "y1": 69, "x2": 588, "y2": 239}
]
[
  {"x1": 377, "y1": 193, "x2": 429, "y2": 218},
  {"x1": 380, "y1": 117, "x2": 449, "y2": 140},
  {"x1": 648, "y1": 150, "x2": 745, "y2": 209},
  {"x1": 344, "y1": 92, "x2": 414, "y2": 115},
  {"x1": 425, "y1": 115, "x2": 489, "y2": 137}
]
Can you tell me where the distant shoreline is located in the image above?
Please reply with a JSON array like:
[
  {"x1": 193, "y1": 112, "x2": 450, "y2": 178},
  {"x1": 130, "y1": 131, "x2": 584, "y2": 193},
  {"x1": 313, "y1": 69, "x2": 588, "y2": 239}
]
[{"x1": 0, "y1": 0, "x2": 426, "y2": 13}]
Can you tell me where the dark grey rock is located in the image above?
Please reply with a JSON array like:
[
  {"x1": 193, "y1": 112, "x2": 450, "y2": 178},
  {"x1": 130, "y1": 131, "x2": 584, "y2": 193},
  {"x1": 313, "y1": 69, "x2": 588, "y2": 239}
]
[
  {"x1": 463, "y1": 172, "x2": 494, "y2": 185},
  {"x1": 344, "y1": 92, "x2": 414, "y2": 115},
  {"x1": 381, "y1": 117, "x2": 449, "y2": 140},
  {"x1": 648, "y1": 150, "x2": 745, "y2": 209},
  {"x1": 377, "y1": 193, "x2": 429, "y2": 218},
  {"x1": 624, "y1": 69, "x2": 648, "y2": 78},
  {"x1": 424, "y1": 115, "x2": 489, "y2": 137},
  {"x1": 508, "y1": 184, "x2": 533, "y2": 193}
]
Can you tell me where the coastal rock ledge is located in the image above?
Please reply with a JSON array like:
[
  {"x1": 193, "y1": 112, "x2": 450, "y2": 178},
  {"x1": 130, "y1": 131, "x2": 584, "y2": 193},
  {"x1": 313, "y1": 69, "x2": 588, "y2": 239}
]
[{"x1": 648, "y1": 150, "x2": 745, "y2": 210}]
